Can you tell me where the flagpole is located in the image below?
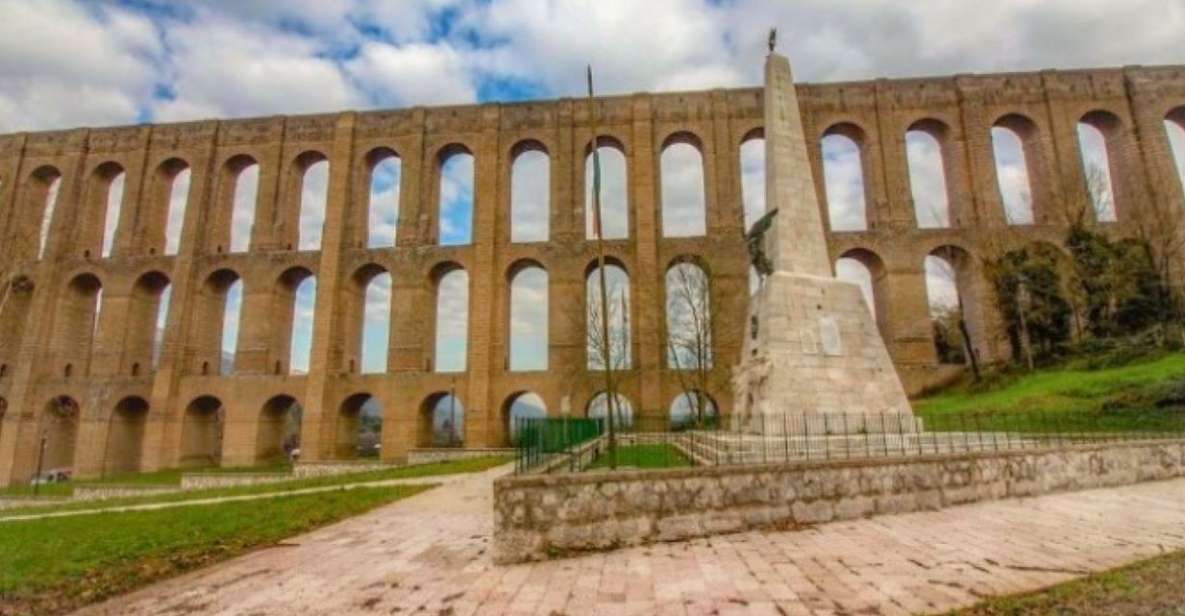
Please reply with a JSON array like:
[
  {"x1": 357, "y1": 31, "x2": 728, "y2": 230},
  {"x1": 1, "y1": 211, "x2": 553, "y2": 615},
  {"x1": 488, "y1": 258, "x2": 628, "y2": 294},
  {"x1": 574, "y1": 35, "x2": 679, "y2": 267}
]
[{"x1": 587, "y1": 65, "x2": 617, "y2": 470}]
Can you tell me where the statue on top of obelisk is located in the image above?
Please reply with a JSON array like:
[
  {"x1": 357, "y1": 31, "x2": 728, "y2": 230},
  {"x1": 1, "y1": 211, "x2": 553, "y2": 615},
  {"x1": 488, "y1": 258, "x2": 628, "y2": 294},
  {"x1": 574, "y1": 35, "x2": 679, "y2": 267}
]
[{"x1": 732, "y1": 33, "x2": 914, "y2": 435}]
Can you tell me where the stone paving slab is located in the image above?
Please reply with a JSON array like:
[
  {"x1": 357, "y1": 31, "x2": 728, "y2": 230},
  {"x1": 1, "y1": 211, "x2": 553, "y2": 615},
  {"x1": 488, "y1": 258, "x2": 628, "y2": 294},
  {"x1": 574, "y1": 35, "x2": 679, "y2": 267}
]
[{"x1": 74, "y1": 467, "x2": 1185, "y2": 615}]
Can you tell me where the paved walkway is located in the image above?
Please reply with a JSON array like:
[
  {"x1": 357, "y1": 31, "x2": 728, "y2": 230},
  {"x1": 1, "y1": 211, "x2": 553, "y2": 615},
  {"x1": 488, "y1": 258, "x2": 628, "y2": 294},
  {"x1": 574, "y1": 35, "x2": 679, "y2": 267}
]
[{"x1": 76, "y1": 468, "x2": 1185, "y2": 615}]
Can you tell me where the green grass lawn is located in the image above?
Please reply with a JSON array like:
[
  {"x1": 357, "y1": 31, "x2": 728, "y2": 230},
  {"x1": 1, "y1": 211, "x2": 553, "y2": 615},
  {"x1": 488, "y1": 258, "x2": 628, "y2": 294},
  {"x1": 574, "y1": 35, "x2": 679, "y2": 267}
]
[
  {"x1": 587, "y1": 444, "x2": 692, "y2": 470},
  {"x1": 915, "y1": 353, "x2": 1185, "y2": 434},
  {"x1": 954, "y1": 548, "x2": 1185, "y2": 615},
  {"x1": 0, "y1": 455, "x2": 510, "y2": 519},
  {"x1": 0, "y1": 484, "x2": 430, "y2": 616}
]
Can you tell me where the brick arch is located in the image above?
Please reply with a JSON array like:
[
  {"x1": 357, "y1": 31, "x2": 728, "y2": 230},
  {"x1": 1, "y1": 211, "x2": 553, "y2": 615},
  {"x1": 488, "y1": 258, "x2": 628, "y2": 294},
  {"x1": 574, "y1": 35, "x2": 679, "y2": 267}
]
[
  {"x1": 50, "y1": 273, "x2": 103, "y2": 378},
  {"x1": 925, "y1": 243, "x2": 997, "y2": 365},
  {"x1": 668, "y1": 389, "x2": 718, "y2": 426},
  {"x1": 358, "y1": 147, "x2": 402, "y2": 249},
  {"x1": 583, "y1": 134, "x2": 627, "y2": 156},
  {"x1": 39, "y1": 395, "x2": 81, "y2": 477},
  {"x1": 188, "y1": 268, "x2": 241, "y2": 375},
  {"x1": 509, "y1": 140, "x2": 551, "y2": 244},
  {"x1": 659, "y1": 131, "x2": 709, "y2": 238},
  {"x1": 740, "y1": 125, "x2": 764, "y2": 144},
  {"x1": 0, "y1": 274, "x2": 34, "y2": 374},
  {"x1": 822, "y1": 121, "x2": 868, "y2": 143},
  {"x1": 820, "y1": 122, "x2": 872, "y2": 232},
  {"x1": 208, "y1": 153, "x2": 260, "y2": 254},
  {"x1": 584, "y1": 255, "x2": 630, "y2": 278},
  {"x1": 279, "y1": 150, "x2": 329, "y2": 251},
  {"x1": 432, "y1": 143, "x2": 475, "y2": 247},
  {"x1": 181, "y1": 395, "x2": 224, "y2": 468},
  {"x1": 500, "y1": 390, "x2": 547, "y2": 446},
  {"x1": 257, "y1": 394, "x2": 301, "y2": 462},
  {"x1": 270, "y1": 266, "x2": 316, "y2": 375},
  {"x1": 510, "y1": 138, "x2": 549, "y2": 158},
  {"x1": 142, "y1": 157, "x2": 190, "y2": 256},
  {"x1": 336, "y1": 392, "x2": 381, "y2": 459},
  {"x1": 507, "y1": 257, "x2": 546, "y2": 279},
  {"x1": 342, "y1": 263, "x2": 391, "y2": 373},
  {"x1": 660, "y1": 129, "x2": 704, "y2": 151},
  {"x1": 15, "y1": 165, "x2": 62, "y2": 260},
  {"x1": 124, "y1": 270, "x2": 171, "y2": 375},
  {"x1": 419, "y1": 391, "x2": 464, "y2": 447},
  {"x1": 585, "y1": 390, "x2": 634, "y2": 425},
  {"x1": 78, "y1": 161, "x2": 126, "y2": 258},
  {"x1": 105, "y1": 396, "x2": 150, "y2": 474},
  {"x1": 837, "y1": 247, "x2": 890, "y2": 327},
  {"x1": 665, "y1": 253, "x2": 710, "y2": 275},
  {"x1": 430, "y1": 262, "x2": 469, "y2": 373},
  {"x1": 506, "y1": 260, "x2": 549, "y2": 372}
]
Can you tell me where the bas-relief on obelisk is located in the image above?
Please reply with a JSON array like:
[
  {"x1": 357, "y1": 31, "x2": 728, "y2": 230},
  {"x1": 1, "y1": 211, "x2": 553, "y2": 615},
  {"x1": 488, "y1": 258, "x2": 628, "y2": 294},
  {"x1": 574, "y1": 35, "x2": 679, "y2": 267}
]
[{"x1": 732, "y1": 44, "x2": 916, "y2": 434}]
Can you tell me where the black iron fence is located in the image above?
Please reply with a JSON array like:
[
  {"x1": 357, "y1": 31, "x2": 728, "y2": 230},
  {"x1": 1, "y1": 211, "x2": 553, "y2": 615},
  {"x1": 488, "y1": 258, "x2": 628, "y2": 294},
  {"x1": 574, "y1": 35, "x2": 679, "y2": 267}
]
[{"x1": 512, "y1": 409, "x2": 1185, "y2": 474}]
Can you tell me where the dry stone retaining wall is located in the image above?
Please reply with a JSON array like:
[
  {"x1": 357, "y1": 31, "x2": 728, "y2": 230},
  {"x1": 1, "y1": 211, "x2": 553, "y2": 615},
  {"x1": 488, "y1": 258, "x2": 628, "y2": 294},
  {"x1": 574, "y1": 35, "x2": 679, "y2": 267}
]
[{"x1": 493, "y1": 439, "x2": 1185, "y2": 563}]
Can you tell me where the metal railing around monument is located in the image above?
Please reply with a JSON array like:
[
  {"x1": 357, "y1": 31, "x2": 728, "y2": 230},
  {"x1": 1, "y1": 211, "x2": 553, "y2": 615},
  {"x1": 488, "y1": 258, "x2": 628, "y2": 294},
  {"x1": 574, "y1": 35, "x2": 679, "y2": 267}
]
[{"x1": 512, "y1": 409, "x2": 1185, "y2": 474}]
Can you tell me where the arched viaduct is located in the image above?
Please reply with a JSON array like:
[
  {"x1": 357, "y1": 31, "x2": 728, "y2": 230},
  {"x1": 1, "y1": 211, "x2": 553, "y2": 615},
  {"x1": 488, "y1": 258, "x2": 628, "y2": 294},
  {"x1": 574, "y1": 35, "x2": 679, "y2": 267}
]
[{"x1": 1, "y1": 64, "x2": 1184, "y2": 485}]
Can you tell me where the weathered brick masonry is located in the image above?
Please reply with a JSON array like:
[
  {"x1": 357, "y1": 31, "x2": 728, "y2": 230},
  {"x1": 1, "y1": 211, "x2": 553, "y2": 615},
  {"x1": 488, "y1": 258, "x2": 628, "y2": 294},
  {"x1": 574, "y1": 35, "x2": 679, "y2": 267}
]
[{"x1": 0, "y1": 65, "x2": 1184, "y2": 485}]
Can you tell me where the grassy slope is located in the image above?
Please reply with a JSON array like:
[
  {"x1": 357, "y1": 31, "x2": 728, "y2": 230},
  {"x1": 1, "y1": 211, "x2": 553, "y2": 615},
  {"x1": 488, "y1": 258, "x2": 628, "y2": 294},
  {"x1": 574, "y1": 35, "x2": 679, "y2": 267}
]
[
  {"x1": 955, "y1": 549, "x2": 1185, "y2": 615},
  {"x1": 914, "y1": 353, "x2": 1185, "y2": 432},
  {"x1": 0, "y1": 484, "x2": 431, "y2": 616},
  {"x1": 0, "y1": 455, "x2": 509, "y2": 519}
]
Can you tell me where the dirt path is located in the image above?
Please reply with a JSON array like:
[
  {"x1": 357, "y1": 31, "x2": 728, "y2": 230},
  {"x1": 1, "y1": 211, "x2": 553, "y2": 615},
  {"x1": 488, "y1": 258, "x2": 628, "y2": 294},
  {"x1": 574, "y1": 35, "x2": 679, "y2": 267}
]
[{"x1": 74, "y1": 469, "x2": 1185, "y2": 615}]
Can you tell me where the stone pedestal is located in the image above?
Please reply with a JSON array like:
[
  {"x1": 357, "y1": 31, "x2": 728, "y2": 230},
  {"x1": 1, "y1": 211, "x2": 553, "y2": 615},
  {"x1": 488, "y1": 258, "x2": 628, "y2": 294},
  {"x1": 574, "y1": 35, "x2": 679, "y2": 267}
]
[{"x1": 732, "y1": 272, "x2": 914, "y2": 433}]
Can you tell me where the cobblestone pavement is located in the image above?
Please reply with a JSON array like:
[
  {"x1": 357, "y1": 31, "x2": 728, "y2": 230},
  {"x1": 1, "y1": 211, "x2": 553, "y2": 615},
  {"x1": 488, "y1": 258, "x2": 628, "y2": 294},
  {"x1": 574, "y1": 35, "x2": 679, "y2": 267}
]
[{"x1": 75, "y1": 467, "x2": 1185, "y2": 616}]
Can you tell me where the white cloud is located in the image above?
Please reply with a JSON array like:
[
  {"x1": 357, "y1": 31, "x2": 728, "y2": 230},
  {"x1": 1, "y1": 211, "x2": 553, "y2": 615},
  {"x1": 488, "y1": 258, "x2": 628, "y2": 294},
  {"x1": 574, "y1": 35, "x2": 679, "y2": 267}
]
[
  {"x1": 289, "y1": 276, "x2": 317, "y2": 373},
  {"x1": 739, "y1": 138, "x2": 766, "y2": 230},
  {"x1": 367, "y1": 156, "x2": 401, "y2": 248},
  {"x1": 361, "y1": 272, "x2": 392, "y2": 373},
  {"x1": 510, "y1": 267, "x2": 548, "y2": 371},
  {"x1": 435, "y1": 269, "x2": 469, "y2": 372},
  {"x1": 346, "y1": 41, "x2": 476, "y2": 107},
  {"x1": 991, "y1": 127, "x2": 1034, "y2": 225},
  {"x1": 230, "y1": 164, "x2": 259, "y2": 253},
  {"x1": 511, "y1": 150, "x2": 549, "y2": 243},
  {"x1": 660, "y1": 143, "x2": 706, "y2": 237},
  {"x1": 0, "y1": 0, "x2": 160, "y2": 131},
  {"x1": 924, "y1": 254, "x2": 960, "y2": 315},
  {"x1": 438, "y1": 153, "x2": 474, "y2": 245},
  {"x1": 906, "y1": 130, "x2": 951, "y2": 228},
  {"x1": 7, "y1": 1, "x2": 1184, "y2": 135},
  {"x1": 835, "y1": 258, "x2": 875, "y2": 320},
  {"x1": 101, "y1": 172, "x2": 126, "y2": 257},
  {"x1": 821, "y1": 134, "x2": 867, "y2": 231},
  {"x1": 151, "y1": 13, "x2": 358, "y2": 121},
  {"x1": 299, "y1": 161, "x2": 330, "y2": 250},
  {"x1": 164, "y1": 168, "x2": 190, "y2": 255}
]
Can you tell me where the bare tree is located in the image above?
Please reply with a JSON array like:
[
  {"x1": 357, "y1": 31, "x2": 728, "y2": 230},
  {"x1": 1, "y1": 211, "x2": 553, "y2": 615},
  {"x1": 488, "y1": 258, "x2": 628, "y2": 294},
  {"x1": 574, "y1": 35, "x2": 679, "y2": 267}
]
[
  {"x1": 582, "y1": 274, "x2": 633, "y2": 424},
  {"x1": 664, "y1": 261, "x2": 718, "y2": 427}
]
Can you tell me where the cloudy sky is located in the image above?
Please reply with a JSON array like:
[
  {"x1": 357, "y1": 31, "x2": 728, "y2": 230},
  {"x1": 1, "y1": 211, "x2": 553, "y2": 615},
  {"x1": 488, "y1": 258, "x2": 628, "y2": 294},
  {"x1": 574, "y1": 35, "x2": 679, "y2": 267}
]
[
  {"x1": 12, "y1": 0, "x2": 1185, "y2": 404},
  {"x1": 4, "y1": 0, "x2": 1183, "y2": 133}
]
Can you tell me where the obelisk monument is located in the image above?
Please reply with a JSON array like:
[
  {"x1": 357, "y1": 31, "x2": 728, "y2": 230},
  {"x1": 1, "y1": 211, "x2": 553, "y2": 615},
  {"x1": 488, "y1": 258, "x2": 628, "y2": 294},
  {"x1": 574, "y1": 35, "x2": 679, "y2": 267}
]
[{"x1": 732, "y1": 43, "x2": 913, "y2": 433}]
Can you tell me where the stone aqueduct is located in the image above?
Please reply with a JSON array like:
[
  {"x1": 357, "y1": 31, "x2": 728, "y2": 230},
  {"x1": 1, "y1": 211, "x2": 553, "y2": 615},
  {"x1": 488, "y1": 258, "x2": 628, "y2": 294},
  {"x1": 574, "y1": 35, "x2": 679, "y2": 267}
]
[{"x1": 1, "y1": 64, "x2": 1185, "y2": 485}]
